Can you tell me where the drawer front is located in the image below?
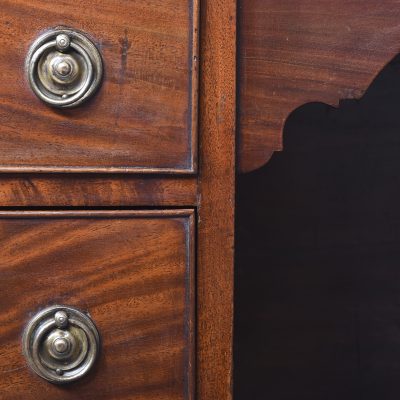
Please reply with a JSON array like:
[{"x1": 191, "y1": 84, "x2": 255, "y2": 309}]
[
  {"x1": 0, "y1": 1, "x2": 198, "y2": 173},
  {"x1": 0, "y1": 210, "x2": 194, "y2": 399}
]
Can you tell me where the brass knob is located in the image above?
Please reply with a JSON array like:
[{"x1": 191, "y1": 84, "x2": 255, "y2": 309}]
[
  {"x1": 26, "y1": 28, "x2": 103, "y2": 108},
  {"x1": 23, "y1": 305, "x2": 100, "y2": 384}
]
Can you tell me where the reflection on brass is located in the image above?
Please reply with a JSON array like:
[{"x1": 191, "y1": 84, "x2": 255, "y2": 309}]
[
  {"x1": 23, "y1": 305, "x2": 100, "y2": 384},
  {"x1": 26, "y1": 28, "x2": 103, "y2": 108}
]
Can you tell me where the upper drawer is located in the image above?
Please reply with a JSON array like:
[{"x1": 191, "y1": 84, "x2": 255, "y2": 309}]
[{"x1": 0, "y1": 1, "x2": 198, "y2": 173}]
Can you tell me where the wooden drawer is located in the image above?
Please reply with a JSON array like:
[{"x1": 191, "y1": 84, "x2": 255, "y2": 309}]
[
  {"x1": 0, "y1": 210, "x2": 194, "y2": 399},
  {"x1": 0, "y1": 1, "x2": 198, "y2": 173}
]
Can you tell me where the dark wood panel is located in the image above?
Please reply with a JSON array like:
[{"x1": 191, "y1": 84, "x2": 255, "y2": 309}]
[
  {"x1": 238, "y1": 0, "x2": 400, "y2": 172},
  {"x1": 197, "y1": 0, "x2": 235, "y2": 398},
  {"x1": 236, "y1": 57, "x2": 400, "y2": 399},
  {"x1": 0, "y1": 0, "x2": 198, "y2": 173},
  {"x1": 0, "y1": 210, "x2": 194, "y2": 400},
  {"x1": 0, "y1": 175, "x2": 197, "y2": 207}
]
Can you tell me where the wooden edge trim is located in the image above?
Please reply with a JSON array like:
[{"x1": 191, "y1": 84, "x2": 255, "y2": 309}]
[
  {"x1": 187, "y1": 212, "x2": 196, "y2": 400},
  {"x1": 0, "y1": 166, "x2": 196, "y2": 174},
  {"x1": 0, "y1": 210, "x2": 195, "y2": 218},
  {"x1": 197, "y1": 0, "x2": 236, "y2": 398},
  {"x1": 190, "y1": 0, "x2": 200, "y2": 173},
  {"x1": 0, "y1": 176, "x2": 198, "y2": 207}
]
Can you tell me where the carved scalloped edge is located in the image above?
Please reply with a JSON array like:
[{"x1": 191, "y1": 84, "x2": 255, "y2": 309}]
[{"x1": 238, "y1": 55, "x2": 400, "y2": 173}]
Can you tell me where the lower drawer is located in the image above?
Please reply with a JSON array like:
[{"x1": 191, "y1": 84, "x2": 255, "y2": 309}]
[{"x1": 0, "y1": 210, "x2": 194, "y2": 400}]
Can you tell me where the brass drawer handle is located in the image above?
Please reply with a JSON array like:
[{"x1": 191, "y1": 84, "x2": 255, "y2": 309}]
[
  {"x1": 26, "y1": 28, "x2": 103, "y2": 108},
  {"x1": 23, "y1": 305, "x2": 100, "y2": 384}
]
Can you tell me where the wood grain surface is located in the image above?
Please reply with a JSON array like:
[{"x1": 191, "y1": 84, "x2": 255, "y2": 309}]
[
  {"x1": 0, "y1": 0, "x2": 198, "y2": 173},
  {"x1": 238, "y1": 0, "x2": 400, "y2": 172},
  {"x1": 0, "y1": 210, "x2": 194, "y2": 400},
  {"x1": 0, "y1": 175, "x2": 197, "y2": 207},
  {"x1": 197, "y1": 0, "x2": 236, "y2": 398}
]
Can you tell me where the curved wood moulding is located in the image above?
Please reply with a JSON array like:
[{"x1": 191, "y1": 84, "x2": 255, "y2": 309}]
[{"x1": 238, "y1": 0, "x2": 400, "y2": 172}]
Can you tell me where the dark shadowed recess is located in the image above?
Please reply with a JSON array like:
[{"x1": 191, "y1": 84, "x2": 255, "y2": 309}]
[{"x1": 235, "y1": 54, "x2": 400, "y2": 400}]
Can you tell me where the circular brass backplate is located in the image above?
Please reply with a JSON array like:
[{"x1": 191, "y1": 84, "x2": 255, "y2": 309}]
[
  {"x1": 26, "y1": 28, "x2": 103, "y2": 108},
  {"x1": 23, "y1": 305, "x2": 100, "y2": 384}
]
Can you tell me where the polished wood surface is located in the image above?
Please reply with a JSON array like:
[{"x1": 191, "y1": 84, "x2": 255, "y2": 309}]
[
  {"x1": 0, "y1": 175, "x2": 197, "y2": 207},
  {"x1": 197, "y1": 0, "x2": 235, "y2": 398},
  {"x1": 0, "y1": 210, "x2": 194, "y2": 400},
  {"x1": 0, "y1": 0, "x2": 198, "y2": 173},
  {"x1": 0, "y1": 0, "x2": 238, "y2": 398},
  {"x1": 238, "y1": 0, "x2": 400, "y2": 172}
]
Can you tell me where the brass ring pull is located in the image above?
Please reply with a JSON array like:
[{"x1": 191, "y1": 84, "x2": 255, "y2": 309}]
[
  {"x1": 23, "y1": 305, "x2": 100, "y2": 384},
  {"x1": 26, "y1": 28, "x2": 103, "y2": 108}
]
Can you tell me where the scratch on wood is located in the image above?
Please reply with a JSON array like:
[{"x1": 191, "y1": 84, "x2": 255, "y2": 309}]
[
  {"x1": 115, "y1": 29, "x2": 132, "y2": 126},
  {"x1": 119, "y1": 28, "x2": 131, "y2": 80}
]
